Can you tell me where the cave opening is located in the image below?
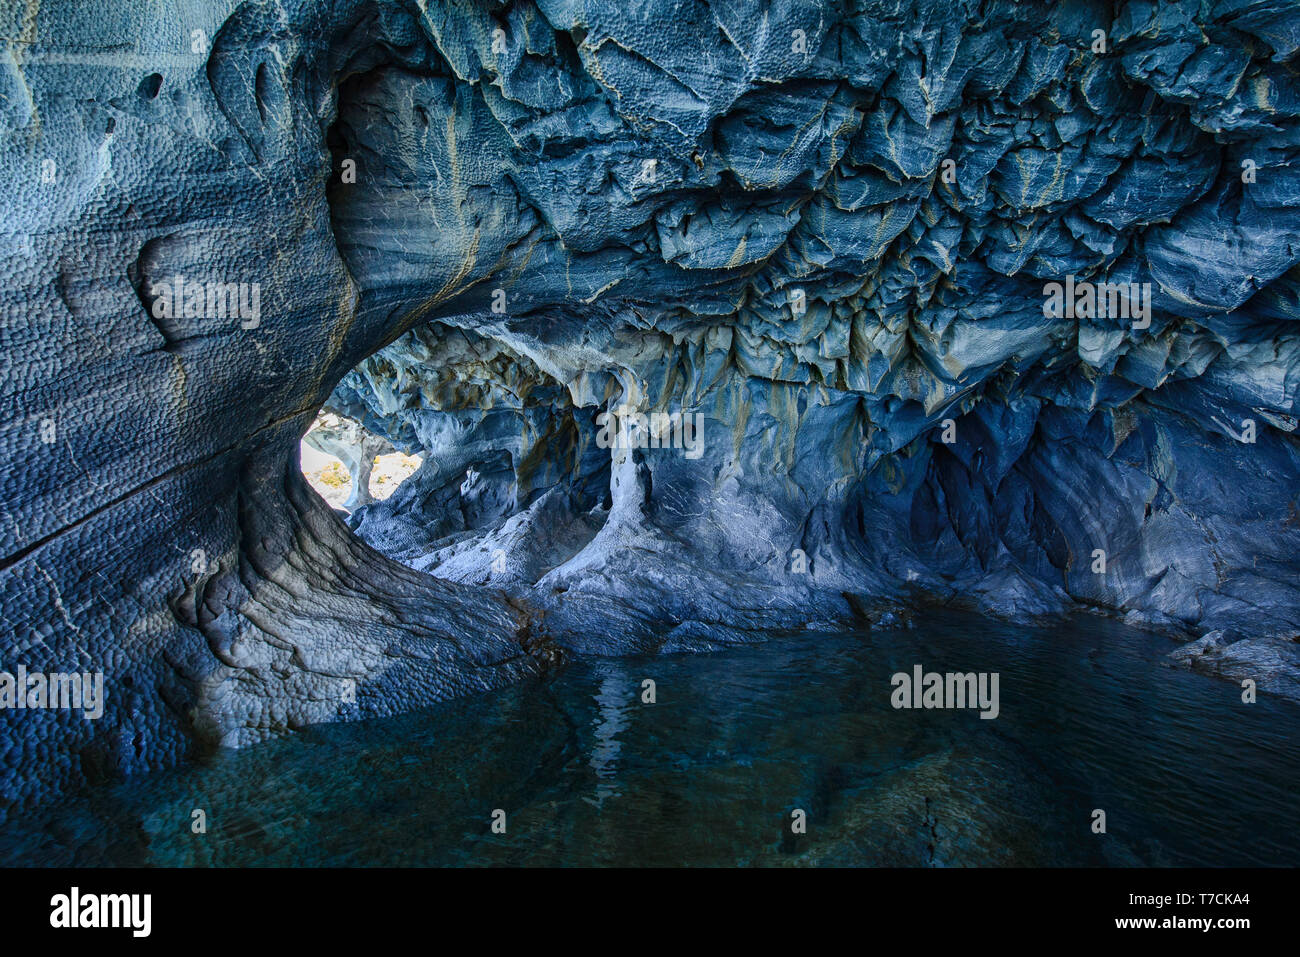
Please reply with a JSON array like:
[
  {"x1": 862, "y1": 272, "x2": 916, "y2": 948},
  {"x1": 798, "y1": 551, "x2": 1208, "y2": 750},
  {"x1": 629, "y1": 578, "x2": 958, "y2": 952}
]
[
  {"x1": 298, "y1": 319, "x2": 614, "y2": 585},
  {"x1": 301, "y1": 410, "x2": 423, "y2": 513}
]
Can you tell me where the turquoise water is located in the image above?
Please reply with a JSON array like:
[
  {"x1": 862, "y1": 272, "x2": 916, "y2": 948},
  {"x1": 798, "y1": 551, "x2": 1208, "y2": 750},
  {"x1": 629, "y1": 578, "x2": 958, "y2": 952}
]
[{"x1": 2, "y1": 611, "x2": 1297, "y2": 866}]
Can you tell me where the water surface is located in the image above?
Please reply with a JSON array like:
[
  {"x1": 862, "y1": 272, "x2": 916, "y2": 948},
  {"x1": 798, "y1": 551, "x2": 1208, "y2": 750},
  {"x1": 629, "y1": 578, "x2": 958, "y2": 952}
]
[{"x1": 2, "y1": 611, "x2": 1297, "y2": 866}]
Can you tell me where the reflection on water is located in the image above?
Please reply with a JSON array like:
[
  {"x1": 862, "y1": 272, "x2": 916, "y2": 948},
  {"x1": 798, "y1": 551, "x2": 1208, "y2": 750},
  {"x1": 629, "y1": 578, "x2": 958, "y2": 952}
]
[
  {"x1": 2, "y1": 610, "x2": 1297, "y2": 866},
  {"x1": 588, "y1": 674, "x2": 631, "y2": 809}
]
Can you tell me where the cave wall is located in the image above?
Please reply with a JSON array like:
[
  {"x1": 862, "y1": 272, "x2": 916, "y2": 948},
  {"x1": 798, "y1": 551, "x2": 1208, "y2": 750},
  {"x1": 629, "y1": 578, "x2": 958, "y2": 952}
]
[
  {"x1": 2, "y1": 0, "x2": 1300, "y2": 807},
  {"x1": 323, "y1": 0, "x2": 1300, "y2": 655}
]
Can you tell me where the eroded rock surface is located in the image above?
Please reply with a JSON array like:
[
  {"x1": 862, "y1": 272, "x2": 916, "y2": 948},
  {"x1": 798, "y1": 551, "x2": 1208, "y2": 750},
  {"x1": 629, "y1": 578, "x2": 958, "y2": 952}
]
[{"x1": 2, "y1": 0, "x2": 1299, "y2": 806}]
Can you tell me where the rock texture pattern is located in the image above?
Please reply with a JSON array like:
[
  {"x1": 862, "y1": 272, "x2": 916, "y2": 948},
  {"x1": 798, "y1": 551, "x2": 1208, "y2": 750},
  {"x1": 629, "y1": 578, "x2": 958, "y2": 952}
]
[{"x1": 2, "y1": 0, "x2": 1299, "y2": 806}]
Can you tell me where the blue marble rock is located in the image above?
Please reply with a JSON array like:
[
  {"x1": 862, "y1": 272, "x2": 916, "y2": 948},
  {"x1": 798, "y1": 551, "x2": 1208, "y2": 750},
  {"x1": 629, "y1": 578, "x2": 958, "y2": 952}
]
[{"x1": 2, "y1": 0, "x2": 1299, "y2": 807}]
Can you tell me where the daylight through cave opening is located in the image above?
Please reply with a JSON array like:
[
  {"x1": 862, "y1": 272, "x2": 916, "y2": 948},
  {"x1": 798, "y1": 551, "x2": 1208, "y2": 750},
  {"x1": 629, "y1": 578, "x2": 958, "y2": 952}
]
[{"x1": 300, "y1": 320, "x2": 614, "y2": 587}]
